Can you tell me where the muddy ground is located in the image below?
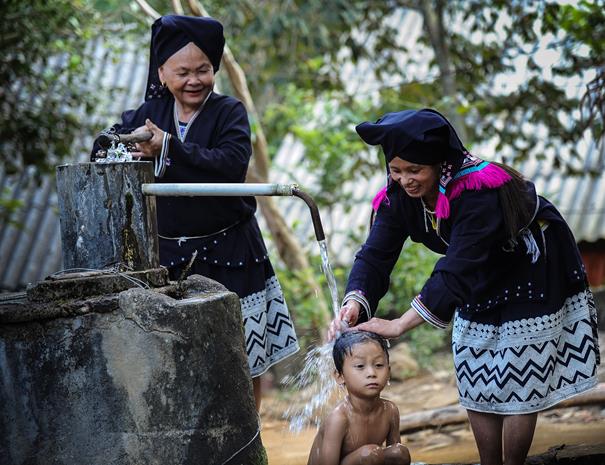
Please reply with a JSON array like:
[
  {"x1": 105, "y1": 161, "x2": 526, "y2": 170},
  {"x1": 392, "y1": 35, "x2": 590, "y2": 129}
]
[{"x1": 259, "y1": 333, "x2": 605, "y2": 465}]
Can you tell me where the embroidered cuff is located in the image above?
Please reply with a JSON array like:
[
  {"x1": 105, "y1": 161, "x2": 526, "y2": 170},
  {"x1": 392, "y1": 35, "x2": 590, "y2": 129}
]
[
  {"x1": 154, "y1": 132, "x2": 171, "y2": 178},
  {"x1": 411, "y1": 295, "x2": 448, "y2": 329},
  {"x1": 342, "y1": 290, "x2": 371, "y2": 322}
]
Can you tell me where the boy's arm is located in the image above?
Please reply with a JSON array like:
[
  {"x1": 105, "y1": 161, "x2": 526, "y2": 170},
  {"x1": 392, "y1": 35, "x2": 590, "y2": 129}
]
[
  {"x1": 386, "y1": 401, "x2": 402, "y2": 446},
  {"x1": 314, "y1": 410, "x2": 348, "y2": 465}
]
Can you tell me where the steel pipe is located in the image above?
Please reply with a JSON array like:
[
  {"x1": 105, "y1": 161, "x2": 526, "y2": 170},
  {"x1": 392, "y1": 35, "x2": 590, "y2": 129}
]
[
  {"x1": 292, "y1": 187, "x2": 325, "y2": 242},
  {"x1": 142, "y1": 182, "x2": 326, "y2": 242},
  {"x1": 142, "y1": 183, "x2": 296, "y2": 197}
]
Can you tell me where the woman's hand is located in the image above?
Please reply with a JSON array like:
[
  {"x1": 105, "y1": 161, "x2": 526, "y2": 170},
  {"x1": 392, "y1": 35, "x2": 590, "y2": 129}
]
[
  {"x1": 327, "y1": 300, "x2": 361, "y2": 341},
  {"x1": 356, "y1": 317, "x2": 405, "y2": 339},
  {"x1": 132, "y1": 119, "x2": 164, "y2": 159},
  {"x1": 357, "y1": 309, "x2": 425, "y2": 339}
]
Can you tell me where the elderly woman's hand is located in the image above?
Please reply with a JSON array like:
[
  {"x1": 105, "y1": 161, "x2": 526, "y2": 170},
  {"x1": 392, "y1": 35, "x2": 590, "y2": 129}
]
[
  {"x1": 327, "y1": 300, "x2": 361, "y2": 341},
  {"x1": 132, "y1": 119, "x2": 165, "y2": 159}
]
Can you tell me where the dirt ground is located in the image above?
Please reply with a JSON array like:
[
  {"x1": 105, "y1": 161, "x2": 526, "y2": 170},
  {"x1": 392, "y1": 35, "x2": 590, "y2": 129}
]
[{"x1": 259, "y1": 335, "x2": 605, "y2": 465}]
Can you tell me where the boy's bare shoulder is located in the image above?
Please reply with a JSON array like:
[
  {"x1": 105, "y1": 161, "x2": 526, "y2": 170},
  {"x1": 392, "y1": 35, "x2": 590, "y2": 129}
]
[
  {"x1": 320, "y1": 401, "x2": 349, "y2": 430},
  {"x1": 382, "y1": 398, "x2": 400, "y2": 414},
  {"x1": 329, "y1": 400, "x2": 350, "y2": 421}
]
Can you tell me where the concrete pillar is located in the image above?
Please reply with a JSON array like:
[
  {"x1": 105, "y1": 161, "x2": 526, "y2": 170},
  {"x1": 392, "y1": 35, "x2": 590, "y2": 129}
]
[
  {"x1": 0, "y1": 274, "x2": 266, "y2": 465},
  {"x1": 1, "y1": 161, "x2": 266, "y2": 463},
  {"x1": 56, "y1": 162, "x2": 159, "y2": 271}
]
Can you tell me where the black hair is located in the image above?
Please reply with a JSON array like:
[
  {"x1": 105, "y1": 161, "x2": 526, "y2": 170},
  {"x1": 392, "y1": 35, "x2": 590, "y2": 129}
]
[
  {"x1": 491, "y1": 161, "x2": 535, "y2": 239},
  {"x1": 333, "y1": 330, "x2": 390, "y2": 374}
]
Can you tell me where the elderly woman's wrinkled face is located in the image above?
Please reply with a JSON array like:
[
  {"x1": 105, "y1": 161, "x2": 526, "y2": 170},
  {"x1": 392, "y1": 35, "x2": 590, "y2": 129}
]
[
  {"x1": 159, "y1": 42, "x2": 214, "y2": 113},
  {"x1": 388, "y1": 157, "x2": 440, "y2": 203}
]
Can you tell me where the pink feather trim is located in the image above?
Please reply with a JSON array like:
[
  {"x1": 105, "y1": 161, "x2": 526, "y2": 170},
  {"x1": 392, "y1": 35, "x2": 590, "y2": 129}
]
[
  {"x1": 371, "y1": 186, "x2": 389, "y2": 211},
  {"x1": 435, "y1": 193, "x2": 450, "y2": 219},
  {"x1": 435, "y1": 163, "x2": 512, "y2": 219}
]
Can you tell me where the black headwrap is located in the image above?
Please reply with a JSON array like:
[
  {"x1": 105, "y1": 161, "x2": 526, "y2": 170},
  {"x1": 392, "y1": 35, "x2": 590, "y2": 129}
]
[
  {"x1": 355, "y1": 109, "x2": 466, "y2": 165},
  {"x1": 358, "y1": 109, "x2": 512, "y2": 219},
  {"x1": 145, "y1": 15, "x2": 225, "y2": 101}
]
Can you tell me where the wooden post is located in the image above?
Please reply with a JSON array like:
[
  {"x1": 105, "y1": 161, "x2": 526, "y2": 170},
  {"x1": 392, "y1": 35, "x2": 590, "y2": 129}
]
[{"x1": 56, "y1": 162, "x2": 159, "y2": 271}]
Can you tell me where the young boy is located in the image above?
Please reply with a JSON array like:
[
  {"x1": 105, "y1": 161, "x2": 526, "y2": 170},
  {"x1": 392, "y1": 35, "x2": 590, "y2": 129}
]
[{"x1": 307, "y1": 331, "x2": 411, "y2": 465}]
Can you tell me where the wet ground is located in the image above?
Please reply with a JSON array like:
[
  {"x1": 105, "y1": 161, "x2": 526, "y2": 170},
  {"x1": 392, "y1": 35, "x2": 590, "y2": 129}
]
[
  {"x1": 260, "y1": 337, "x2": 605, "y2": 465},
  {"x1": 261, "y1": 418, "x2": 605, "y2": 464}
]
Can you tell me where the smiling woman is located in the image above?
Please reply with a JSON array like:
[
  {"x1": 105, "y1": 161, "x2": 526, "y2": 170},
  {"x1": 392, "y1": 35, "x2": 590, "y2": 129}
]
[
  {"x1": 91, "y1": 15, "x2": 300, "y2": 413},
  {"x1": 387, "y1": 159, "x2": 440, "y2": 207},
  {"x1": 158, "y1": 43, "x2": 215, "y2": 119}
]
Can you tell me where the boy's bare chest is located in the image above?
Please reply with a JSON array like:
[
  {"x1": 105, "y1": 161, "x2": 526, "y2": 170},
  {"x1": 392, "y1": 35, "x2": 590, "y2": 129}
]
[{"x1": 341, "y1": 413, "x2": 390, "y2": 454}]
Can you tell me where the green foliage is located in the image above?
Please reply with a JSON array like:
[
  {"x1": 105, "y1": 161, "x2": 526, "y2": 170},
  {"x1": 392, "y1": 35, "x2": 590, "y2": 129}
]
[
  {"x1": 201, "y1": 0, "x2": 397, "y2": 107},
  {"x1": 0, "y1": 0, "x2": 103, "y2": 174},
  {"x1": 431, "y1": 0, "x2": 604, "y2": 167},
  {"x1": 288, "y1": 97, "x2": 378, "y2": 207}
]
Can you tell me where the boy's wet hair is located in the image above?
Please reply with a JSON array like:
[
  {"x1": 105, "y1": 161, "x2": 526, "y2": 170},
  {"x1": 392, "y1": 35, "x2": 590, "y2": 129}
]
[{"x1": 333, "y1": 330, "x2": 389, "y2": 374}]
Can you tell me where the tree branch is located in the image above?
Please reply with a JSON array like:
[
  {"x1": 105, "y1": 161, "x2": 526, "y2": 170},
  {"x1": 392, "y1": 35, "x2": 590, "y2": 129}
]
[
  {"x1": 171, "y1": 0, "x2": 184, "y2": 15},
  {"x1": 133, "y1": 0, "x2": 160, "y2": 20},
  {"x1": 419, "y1": 0, "x2": 467, "y2": 141}
]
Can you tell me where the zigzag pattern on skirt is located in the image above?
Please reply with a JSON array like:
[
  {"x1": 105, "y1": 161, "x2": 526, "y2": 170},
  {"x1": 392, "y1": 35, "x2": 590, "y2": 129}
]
[
  {"x1": 453, "y1": 291, "x2": 599, "y2": 414},
  {"x1": 241, "y1": 275, "x2": 299, "y2": 378}
]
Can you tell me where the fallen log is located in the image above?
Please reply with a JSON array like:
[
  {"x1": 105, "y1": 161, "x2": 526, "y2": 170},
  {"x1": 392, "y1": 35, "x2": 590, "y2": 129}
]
[
  {"x1": 525, "y1": 443, "x2": 605, "y2": 465},
  {"x1": 400, "y1": 383, "x2": 605, "y2": 433},
  {"x1": 399, "y1": 405, "x2": 467, "y2": 433}
]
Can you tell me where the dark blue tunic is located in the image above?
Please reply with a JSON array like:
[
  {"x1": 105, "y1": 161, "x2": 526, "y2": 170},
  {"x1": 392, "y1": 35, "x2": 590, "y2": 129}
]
[
  {"x1": 93, "y1": 92, "x2": 268, "y2": 280},
  {"x1": 346, "y1": 181, "x2": 587, "y2": 325}
]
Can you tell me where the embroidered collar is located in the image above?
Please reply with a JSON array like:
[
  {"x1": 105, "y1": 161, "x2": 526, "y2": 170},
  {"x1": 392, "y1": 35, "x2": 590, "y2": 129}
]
[{"x1": 172, "y1": 91, "x2": 212, "y2": 142}]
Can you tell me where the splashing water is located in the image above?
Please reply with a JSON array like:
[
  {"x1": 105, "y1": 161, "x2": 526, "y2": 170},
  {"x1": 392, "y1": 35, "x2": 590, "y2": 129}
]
[
  {"x1": 96, "y1": 141, "x2": 132, "y2": 163},
  {"x1": 282, "y1": 343, "x2": 343, "y2": 432},
  {"x1": 283, "y1": 239, "x2": 346, "y2": 432}
]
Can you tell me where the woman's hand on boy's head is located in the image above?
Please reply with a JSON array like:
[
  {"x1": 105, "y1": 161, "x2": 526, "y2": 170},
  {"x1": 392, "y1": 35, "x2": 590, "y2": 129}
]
[
  {"x1": 356, "y1": 317, "x2": 404, "y2": 339},
  {"x1": 327, "y1": 301, "x2": 361, "y2": 341}
]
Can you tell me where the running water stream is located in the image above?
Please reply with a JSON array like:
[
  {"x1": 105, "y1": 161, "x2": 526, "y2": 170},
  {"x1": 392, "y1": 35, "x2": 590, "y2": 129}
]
[
  {"x1": 318, "y1": 239, "x2": 340, "y2": 319},
  {"x1": 283, "y1": 239, "x2": 347, "y2": 432}
]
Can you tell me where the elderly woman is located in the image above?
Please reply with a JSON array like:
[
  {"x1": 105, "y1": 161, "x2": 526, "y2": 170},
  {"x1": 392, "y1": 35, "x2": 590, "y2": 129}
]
[
  {"x1": 330, "y1": 109, "x2": 600, "y2": 465},
  {"x1": 93, "y1": 15, "x2": 299, "y2": 410}
]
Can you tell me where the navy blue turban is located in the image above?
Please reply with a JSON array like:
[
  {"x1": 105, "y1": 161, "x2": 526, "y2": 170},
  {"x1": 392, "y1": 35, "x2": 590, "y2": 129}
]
[
  {"x1": 145, "y1": 15, "x2": 225, "y2": 100},
  {"x1": 355, "y1": 109, "x2": 466, "y2": 165}
]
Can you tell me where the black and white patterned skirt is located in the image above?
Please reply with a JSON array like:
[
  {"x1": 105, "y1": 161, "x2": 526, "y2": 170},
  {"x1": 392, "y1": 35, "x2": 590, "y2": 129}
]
[
  {"x1": 453, "y1": 288, "x2": 599, "y2": 414},
  {"x1": 450, "y1": 215, "x2": 601, "y2": 415},
  {"x1": 240, "y1": 271, "x2": 300, "y2": 377}
]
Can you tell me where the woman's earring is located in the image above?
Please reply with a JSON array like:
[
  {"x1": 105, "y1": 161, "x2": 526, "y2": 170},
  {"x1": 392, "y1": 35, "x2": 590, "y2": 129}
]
[{"x1": 387, "y1": 379, "x2": 391, "y2": 386}]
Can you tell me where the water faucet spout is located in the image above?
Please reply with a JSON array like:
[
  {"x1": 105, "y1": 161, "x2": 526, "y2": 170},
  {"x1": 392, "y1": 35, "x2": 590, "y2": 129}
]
[{"x1": 292, "y1": 187, "x2": 325, "y2": 242}]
